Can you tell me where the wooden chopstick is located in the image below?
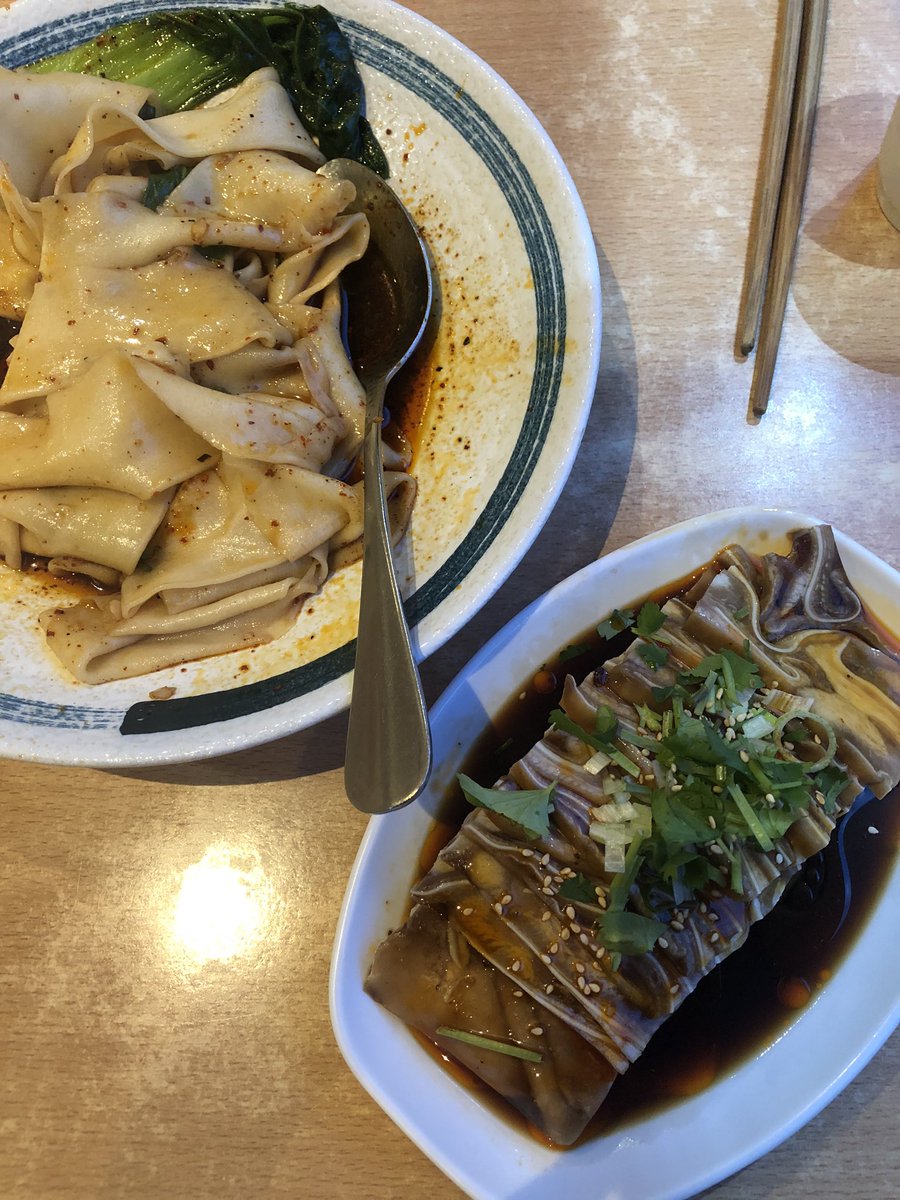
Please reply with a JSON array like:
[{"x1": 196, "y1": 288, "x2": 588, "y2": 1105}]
[
  {"x1": 750, "y1": 0, "x2": 829, "y2": 416},
  {"x1": 737, "y1": 0, "x2": 804, "y2": 356}
]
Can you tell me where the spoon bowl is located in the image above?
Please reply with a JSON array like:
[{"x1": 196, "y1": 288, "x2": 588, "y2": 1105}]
[{"x1": 319, "y1": 159, "x2": 434, "y2": 814}]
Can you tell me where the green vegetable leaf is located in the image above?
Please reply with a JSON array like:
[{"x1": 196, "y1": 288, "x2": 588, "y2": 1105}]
[
  {"x1": 733, "y1": 604, "x2": 750, "y2": 620},
  {"x1": 458, "y1": 774, "x2": 554, "y2": 838},
  {"x1": 142, "y1": 164, "x2": 192, "y2": 210},
  {"x1": 596, "y1": 910, "x2": 666, "y2": 956},
  {"x1": 30, "y1": 6, "x2": 389, "y2": 176},
  {"x1": 597, "y1": 608, "x2": 634, "y2": 639},
  {"x1": 558, "y1": 873, "x2": 597, "y2": 904}
]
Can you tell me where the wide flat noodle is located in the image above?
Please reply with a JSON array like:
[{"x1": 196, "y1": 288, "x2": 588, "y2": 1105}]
[
  {"x1": 367, "y1": 528, "x2": 900, "y2": 1145},
  {"x1": 0, "y1": 66, "x2": 151, "y2": 198},
  {"x1": 50, "y1": 68, "x2": 323, "y2": 194},
  {"x1": 0, "y1": 66, "x2": 416, "y2": 683}
]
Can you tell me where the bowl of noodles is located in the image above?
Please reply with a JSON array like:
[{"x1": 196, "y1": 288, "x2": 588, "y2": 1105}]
[{"x1": 0, "y1": 0, "x2": 601, "y2": 766}]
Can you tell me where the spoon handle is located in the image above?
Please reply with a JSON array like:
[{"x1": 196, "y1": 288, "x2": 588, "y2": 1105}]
[{"x1": 344, "y1": 389, "x2": 432, "y2": 813}]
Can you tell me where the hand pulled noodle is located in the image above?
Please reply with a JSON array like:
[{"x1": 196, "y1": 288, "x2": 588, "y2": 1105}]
[{"x1": 0, "y1": 65, "x2": 414, "y2": 683}]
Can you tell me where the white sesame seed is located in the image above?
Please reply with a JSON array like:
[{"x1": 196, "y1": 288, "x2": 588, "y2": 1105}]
[
  {"x1": 815, "y1": 791, "x2": 826, "y2": 807},
  {"x1": 574, "y1": 961, "x2": 586, "y2": 973},
  {"x1": 670, "y1": 984, "x2": 679, "y2": 995},
  {"x1": 541, "y1": 853, "x2": 551, "y2": 866},
  {"x1": 531, "y1": 1026, "x2": 543, "y2": 1036},
  {"x1": 658, "y1": 937, "x2": 669, "y2": 950},
  {"x1": 707, "y1": 815, "x2": 716, "y2": 829},
  {"x1": 710, "y1": 843, "x2": 724, "y2": 855},
  {"x1": 521, "y1": 848, "x2": 534, "y2": 858},
  {"x1": 542, "y1": 875, "x2": 553, "y2": 887},
  {"x1": 699, "y1": 902, "x2": 708, "y2": 913},
  {"x1": 671, "y1": 783, "x2": 683, "y2": 792},
  {"x1": 540, "y1": 954, "x2": 551, "y2": 964},
  {"x1": 541, "y1": 911, "x2": 552, "y2": 922},
  {"x1": 565, "y1": 906, "x2": 576, "y2": 920},
  {"x1": 725, "y1": 727, "x2": 736, "y2": 741},
  {"x1": 670, "y1": 919, "x2": 684, "y2": 932},
  {"x1": 577, "y1": 975, "x2": 586, "y2": 989},
  {"x1": 716, "y1": 687, "x2": 724, "y2": 700},
  {"x1": 710, "y1": 912, "x2": 720, "y2": 922},
  {"x1": 560, "y1": 928, "x2": 571, "y2": 941},
  {"x1": 813, "y1": 734, "x2": 821, "y2": 745},
  {"x1": 710, "y1": 932, "x2": 720, "y2": 944},
  {"x1": 739, "y1": 750, "x2": 750, "y2": 763},
  {"x1": 570, "y1": 922, "x2": 582, "y2": 934},
  {"x1": 775, "y1": 853, "x2": 784, "y2": 865},
  {"x1": 462, "y1": 907, "x2": 474, "y2": 916},
  {"x1": 501, "y1": 893, "x2": 512, "y2": 905},
  {"x1": 656, "y1": 732, "x2": 664, "y2": 741},
  {"x1": 513, "y1": 989, "x2": 523, "y2": 997},
  {"x1": 594, "y1": 886, "x2": 604, "y2": 898},
  {"x1": 765, "y1": 792, "x2": 775, "y2": 805},
  {"x1": 549, "y1": 942, "x2": 559, "y2": 954},
  {"x1": 545, "y1": 984, "x2": 554, "y2": 995},
  {"x1": 784, "y1": 740, "x2": 794, "y2": 751},
  {"x1": 868, "y1": 825, "x2": 880, "y2": 835},
  {"x1": 511, "y1": 960, "x2": 521, "y2": 973},
  {"x1": 589, "y1": 982, "x2": 602, "y2": 994},
  {"x1": 712, "y1": 785, "x2": 723, "y2": 794},
  {"x1": 553, "y1": 875, "x2": 565, "y2": 884},
  {"x1": 493, "y1": 902, "x2": 504, "y2": 915},
  {"x1": 541, "y1": 886, "x2": 554, "y2": 896},
  {"x1": 579, "y1": 933, "x2": 590, "y2": 945}
]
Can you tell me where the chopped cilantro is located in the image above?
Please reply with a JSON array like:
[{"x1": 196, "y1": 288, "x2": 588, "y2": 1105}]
[
  {"x1": 558, "y1": 873, "x2": 597, "y2": 903},
  {"x1": 596, "y1": 910, "x2": 666, "y2": 956},
  {"x1": 634, "y1": 601, "x2": 666, "y2": 639},
  {"x1": 559, "y1": 642, "x2": 591, "y2": 662},
  {"x1": 597, "y1": 608, "x2": 634, "y2": 639},
  {"x1": 458, "y1": 774, "x2": 555, "y2": 839},
  {"x1": 637, "y1": 643, "x2": 669, "y2": 669}
]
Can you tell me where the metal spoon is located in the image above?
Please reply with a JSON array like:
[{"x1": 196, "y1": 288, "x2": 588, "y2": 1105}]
[{"x1": 319, "y1": 159, "x2": 433, "y2": 815}]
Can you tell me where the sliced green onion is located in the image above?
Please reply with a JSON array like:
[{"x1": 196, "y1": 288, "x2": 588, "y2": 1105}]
[
  {"x1": 773, "y1": 710, "x2": 837, "y2": 772},
  {"x1": 728, "y1": 783, "x2": 774, "y2": 851},
  {"x1": 584, "y1": 749, "x2": 611, "y2": 776},
  {"x1": 436, "y1": 1027, "x2": 542, "y2": 1063},
  {"x1": 607, "y1": 747, "x2": 643, "y2": 778},
  {"x1": 662, "y1": 709, "x2": 674, "y2": 738},
  {"x1": 742, "y1": 711, "x2": 777, "y2": 739}
]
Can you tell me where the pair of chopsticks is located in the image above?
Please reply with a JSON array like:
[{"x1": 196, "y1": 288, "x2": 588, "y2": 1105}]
[{"x1": 737, "y1": 0, "x2": 829, "y2": 416}]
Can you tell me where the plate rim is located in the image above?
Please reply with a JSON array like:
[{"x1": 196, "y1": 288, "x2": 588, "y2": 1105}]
[{"x1": 330, "y1": 504, "x2": 900, "y2": 1200}]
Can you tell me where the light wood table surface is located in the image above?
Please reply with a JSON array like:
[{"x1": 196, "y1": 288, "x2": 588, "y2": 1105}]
[{"x1": 2, "y1": 1, "x2": 898, "y2": 1197}]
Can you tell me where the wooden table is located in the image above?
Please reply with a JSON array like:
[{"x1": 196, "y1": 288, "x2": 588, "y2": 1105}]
[{"x1": 2, "y1": 1, "x2": 898, "y2": 1197}]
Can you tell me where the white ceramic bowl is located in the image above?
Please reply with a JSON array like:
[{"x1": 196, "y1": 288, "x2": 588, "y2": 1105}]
[
  {"x1": 331, "y1": 506, "x2": 900, "y2": 1200},
  {"x1": 0, "y1": 0, "x2": 601, "y2": 766}
]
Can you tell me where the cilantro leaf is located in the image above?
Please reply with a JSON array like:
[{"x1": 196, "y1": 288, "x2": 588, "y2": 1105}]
[
  {"x1": 597, "y1": 608, "x2": 634, "y2": 639},
  {"x1": 559, "y1": 642, "x2": 591, "y2": 662},
  {"x1": 558, "y1": 873, "x2": 597, "y2": 903},
  {"x1": 596, "y1": 910, "x2": 666, "y2": 956},
  {"x1": 458, "y1": 774, "x2": 555, "y2": 838},
  {"x1": 638, "y1": 643, "x2": 669, "y2": 669},
  {"x1": 593, "y1": 705, "x2": 619, "y2": 743},
  {"x1": 635, "y1": 602, "x2": 666, "y2": 638}
]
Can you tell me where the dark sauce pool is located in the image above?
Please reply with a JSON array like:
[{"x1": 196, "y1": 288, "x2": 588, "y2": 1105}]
[{"x1": 414, "y1": 577, "x2": 900, "y2": 1142}]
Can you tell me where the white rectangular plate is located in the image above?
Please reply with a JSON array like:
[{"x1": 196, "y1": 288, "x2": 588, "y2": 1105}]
[{"x1": 330, "y1": 506, "x2": 899, "y2": 1200}]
